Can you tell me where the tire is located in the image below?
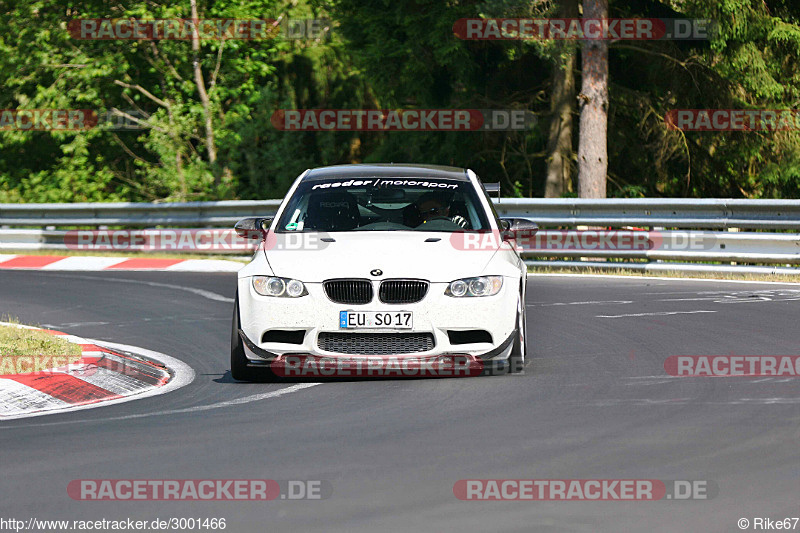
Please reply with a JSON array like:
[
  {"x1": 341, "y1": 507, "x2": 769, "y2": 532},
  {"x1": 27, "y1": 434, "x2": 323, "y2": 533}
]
[
  {"x1": 231, "y1": 292, "x2": 261, "y2": 382},
  {"x1": 507, "y1": 293, "x2": 527, "y2": 374}
]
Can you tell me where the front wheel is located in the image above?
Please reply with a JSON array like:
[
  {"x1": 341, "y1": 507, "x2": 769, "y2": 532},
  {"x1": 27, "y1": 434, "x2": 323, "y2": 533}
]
[
  {"x1": 231, "y1": 292, "x2": 262, "y2": 382},
  {"x1": 507, "y1": 294, "x2": 527, "y2": 374}
]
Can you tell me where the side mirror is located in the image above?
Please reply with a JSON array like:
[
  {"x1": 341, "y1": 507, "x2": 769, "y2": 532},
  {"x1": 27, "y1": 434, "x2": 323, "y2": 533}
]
[
  {"x1": 234, "y1": 217, "x2": 273, "y2": 240},
  {"x1": 500, "y1": 218, "x2": 538, "y2": 241}
]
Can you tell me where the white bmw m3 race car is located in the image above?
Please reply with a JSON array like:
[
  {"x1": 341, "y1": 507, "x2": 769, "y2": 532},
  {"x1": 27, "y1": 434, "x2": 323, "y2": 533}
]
[{"x1": 231, "y1": 164, "x2": 537, "y2": 380}]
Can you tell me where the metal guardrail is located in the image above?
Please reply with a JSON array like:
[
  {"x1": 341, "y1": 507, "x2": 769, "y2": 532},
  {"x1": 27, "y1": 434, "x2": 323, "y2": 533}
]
[
  {"x1": 3, "y1": 198, "x2": 800, "y2": 229},
  {"x1": 1, "y1": 199, "x2": 799, "y2": 273},
  {"x1": 0, "y1": 200, "x2": 282, "y2": 227},
  {"x1": 527, "y1": 260, "x2": 800, "y2": 276},
  {"x1": 0, "y1": 228, "x2": 255, "y2": 255},
  {"x1": 514, "y1": 230, "x2": 800, "y2": 264},
  {"x1": 3, "y1": 228, "x2": 798, "y2": 263},
  {"x1": 492, "y1": 198, "x2": 800, "y2": 229}
]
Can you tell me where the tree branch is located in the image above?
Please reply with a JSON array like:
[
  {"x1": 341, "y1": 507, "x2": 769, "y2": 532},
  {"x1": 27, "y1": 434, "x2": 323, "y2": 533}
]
[
  {"x1": 113, "y1": 80, "x2": 171, "y2": 109},
  {"x1": 111, "y1": 132, "x2": 153, "y2": 164},
  {"x1": 108, "y1": 107, "x2": 168, "y2": 134},
  {"x1": 148, "y1": 41, "x2": 184, "y2": 82},
  {"x1": 210, "y1": 40, "x2": 225, "y2": 89}
]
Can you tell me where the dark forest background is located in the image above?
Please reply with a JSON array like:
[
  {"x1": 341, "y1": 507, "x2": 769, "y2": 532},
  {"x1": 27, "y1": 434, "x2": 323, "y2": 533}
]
[{"x1": 1, "y1": 0, "x2": 799, "y2": 202}]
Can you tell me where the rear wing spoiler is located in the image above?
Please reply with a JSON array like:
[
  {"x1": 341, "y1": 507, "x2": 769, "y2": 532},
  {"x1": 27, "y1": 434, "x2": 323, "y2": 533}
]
[{"x1": 483, "y1": 182, "x2": 500, "y2": 198}]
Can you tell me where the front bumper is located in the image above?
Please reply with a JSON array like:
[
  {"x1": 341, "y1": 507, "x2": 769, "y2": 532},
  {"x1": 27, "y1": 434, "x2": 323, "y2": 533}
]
[
  {"x1": 238, "y1": 327, "x2": 515, "y2": 364},
  {"x1": 237, "y1": 277, "x2": 518, "y2": 363}
]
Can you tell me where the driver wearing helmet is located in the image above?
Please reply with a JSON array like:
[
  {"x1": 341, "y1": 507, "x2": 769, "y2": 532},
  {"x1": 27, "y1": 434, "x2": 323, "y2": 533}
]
[{"x1": 417, "y1": 192, "x2": 468, "y2": 228}]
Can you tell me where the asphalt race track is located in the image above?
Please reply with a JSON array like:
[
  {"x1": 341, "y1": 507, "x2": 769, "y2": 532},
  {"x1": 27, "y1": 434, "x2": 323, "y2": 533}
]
[{"x1": 1, "y1": 271, "x2": 798, "y2": 532}]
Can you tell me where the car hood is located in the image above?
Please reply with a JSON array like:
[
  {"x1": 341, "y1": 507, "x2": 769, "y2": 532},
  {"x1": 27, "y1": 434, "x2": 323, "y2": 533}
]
[{"x1": 263, "y1": 231, "x2": 500, "y2": 283}]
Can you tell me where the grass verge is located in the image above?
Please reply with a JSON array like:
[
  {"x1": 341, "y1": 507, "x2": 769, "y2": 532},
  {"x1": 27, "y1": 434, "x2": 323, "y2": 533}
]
[{"x1": 0, "y1": 318, "x2": 82, "y2": 358}]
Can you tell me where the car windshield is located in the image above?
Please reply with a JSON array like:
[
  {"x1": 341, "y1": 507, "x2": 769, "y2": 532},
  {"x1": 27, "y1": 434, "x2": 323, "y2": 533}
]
[{"x1": 275, "y1": 177, "x2": 492, "y2": 232}]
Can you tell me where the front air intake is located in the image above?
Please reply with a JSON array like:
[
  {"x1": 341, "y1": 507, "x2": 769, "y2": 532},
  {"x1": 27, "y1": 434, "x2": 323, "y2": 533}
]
[{"x1": 318, "y1": 332, "x2": 435, "y2": 355}]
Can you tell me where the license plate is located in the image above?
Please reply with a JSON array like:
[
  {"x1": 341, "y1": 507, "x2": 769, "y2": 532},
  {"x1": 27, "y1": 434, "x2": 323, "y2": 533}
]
[{"x1": 339, "y1": 311, "x2": 413, "y2": 329}]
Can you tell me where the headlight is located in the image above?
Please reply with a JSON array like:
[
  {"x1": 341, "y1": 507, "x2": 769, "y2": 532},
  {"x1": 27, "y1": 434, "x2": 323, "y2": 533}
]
[
  {"x1": 286, "y1": 279, "x2": 305, "y2": 297},
  {"x1": 445, "y1": 276, "x2": 503, "y2": 297},
  {"x1": 252, "y1": 276, "x2": 307, "y2": 297}
]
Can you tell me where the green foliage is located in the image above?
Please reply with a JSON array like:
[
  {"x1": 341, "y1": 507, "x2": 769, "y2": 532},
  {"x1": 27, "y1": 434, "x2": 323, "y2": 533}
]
[
  {"x1": 0, "y1": 0, "x2": 360, "y2": 202},
  {"x1": 1, "y1": 0, "x2": 799, "y2": 201},
  {"x1": 603, "y1": 0, "x2": 800, "y2": 197}
]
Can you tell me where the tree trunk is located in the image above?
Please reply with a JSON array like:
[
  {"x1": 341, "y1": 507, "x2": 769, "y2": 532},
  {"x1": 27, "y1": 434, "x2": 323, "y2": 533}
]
[
  {"x1": 577, "y1": 0, "x2": 609, "y2": 198},
  {"x1": 544, "y1": 0, "x2": 578, "y2": 198},
  {"x1": 190, "y1": 0, "x2": 219, "y2": 185}
]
